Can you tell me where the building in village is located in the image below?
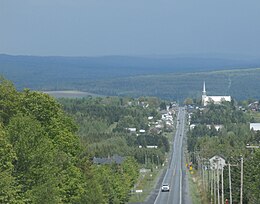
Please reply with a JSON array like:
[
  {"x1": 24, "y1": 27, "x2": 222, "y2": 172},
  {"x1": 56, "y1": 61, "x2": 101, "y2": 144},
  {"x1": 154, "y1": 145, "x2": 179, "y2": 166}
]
[
  {"x1": 202, "y1": 82, "x2": 231, "y2": 106},
  {"x1": 250, "y1": 123, "x2": 260, "y2": 131}
]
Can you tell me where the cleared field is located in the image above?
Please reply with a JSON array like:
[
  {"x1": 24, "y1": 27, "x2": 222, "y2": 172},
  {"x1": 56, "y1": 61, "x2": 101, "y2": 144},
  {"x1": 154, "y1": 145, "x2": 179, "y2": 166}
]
[{"x1": 43, "y1": 90, "x2": 101, "y2": 98}]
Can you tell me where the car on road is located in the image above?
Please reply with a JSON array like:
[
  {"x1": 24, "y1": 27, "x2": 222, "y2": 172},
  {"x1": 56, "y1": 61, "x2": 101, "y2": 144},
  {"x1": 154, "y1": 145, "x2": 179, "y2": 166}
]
[{"x1": 161, "y1": 184, "x2": 170, "y2": 192}]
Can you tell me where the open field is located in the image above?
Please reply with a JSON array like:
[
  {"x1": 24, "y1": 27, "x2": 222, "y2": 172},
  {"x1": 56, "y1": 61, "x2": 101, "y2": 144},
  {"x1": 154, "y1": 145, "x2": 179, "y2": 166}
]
[{"x1": 43, "y1": 90, "x2": 101, "y2": 98}]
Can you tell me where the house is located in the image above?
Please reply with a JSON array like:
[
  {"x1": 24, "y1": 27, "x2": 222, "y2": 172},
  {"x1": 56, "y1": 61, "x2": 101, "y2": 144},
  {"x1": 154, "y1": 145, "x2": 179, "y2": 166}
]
[
  {"x1": 126, "y1": 128, "x2": 137, "y2": 133},
  {"x1": 250, "y1": 123, "x2": 260, "y2": 131},
  {"x1": 189, "y1": 124, "x2": 223, "y2": 131},
  {"x1": 248, "y1": 101, "x2": 259, "y2": 111},
  {"x1": 209, "y1": 155, "x2": 226, "y2": 170},
  {"x1": 147, "y1": 145, "x2": 158, "y2": 149},
  {"x1": 148, "y1": 116, "x2": 154, "y2": 120}
]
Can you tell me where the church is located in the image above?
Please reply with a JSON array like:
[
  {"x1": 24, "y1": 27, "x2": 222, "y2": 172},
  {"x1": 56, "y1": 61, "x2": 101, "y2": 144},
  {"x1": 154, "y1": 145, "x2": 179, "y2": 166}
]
[{"x1": 202, "y1": 82, "x2": 231, "y2": 106}]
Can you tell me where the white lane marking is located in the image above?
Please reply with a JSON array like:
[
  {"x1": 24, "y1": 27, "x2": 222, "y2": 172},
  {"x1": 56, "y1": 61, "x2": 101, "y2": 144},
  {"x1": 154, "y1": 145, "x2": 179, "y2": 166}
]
[
  {"x1": 179, "y1": 109, "x2": 184, "y2": 204},
  {"x1": 154, "y1": 186, "x2": 161, "y2": 204},
  {"x1": 179, "y1": 167, "x2": 182, "y2": 204}
]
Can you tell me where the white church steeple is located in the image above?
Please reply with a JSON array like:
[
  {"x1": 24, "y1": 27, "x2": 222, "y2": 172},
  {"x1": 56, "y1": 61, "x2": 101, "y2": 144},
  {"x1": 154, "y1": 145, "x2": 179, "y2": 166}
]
[
  {"x1": 202, "y1": 81, "x2": 207, "y2": 106},
  {"x1": 201, "y1": 81, "x2": 231, "y2": 106},
  {"x1": 202, "y1": 81, "x2": 206, "y2": 96}
]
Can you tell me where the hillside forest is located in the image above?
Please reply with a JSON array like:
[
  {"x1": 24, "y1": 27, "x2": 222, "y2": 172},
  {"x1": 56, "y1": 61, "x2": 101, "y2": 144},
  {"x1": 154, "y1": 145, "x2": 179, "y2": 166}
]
[
  {"x1": 1, "y1": 54, "x2": 260, "y2": 102},
  {"x1": 0, "y1": 77, "x2": 172, "y2": 203}
]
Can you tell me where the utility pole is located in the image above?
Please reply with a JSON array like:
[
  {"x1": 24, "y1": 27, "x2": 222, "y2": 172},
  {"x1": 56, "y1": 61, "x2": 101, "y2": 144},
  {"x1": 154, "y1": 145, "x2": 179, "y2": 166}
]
[
  {"x1": 214, "y1": 168, "x2": 217, "y2": 204},
  {"x1": 228, "y1": 163, "x2": 232, "y2": 204},
  {"x1": 208, "y1": 163, "x2": 210, "y2": 193},
  {"x1": 240, "y1": 156, "x2": 243, "y2": 204},
  {"x1": 221, "y1": 164, "x2": 224, "y2": 204},
  {"x1": 202, "y1": 162, "x2": 205, "y2": 189},
  {"x1": 217, "y1": 159, "x2": 220, "y2": 204},
  {"x1": 211, "y1": 169, "x2": 213, "y2": 204}
]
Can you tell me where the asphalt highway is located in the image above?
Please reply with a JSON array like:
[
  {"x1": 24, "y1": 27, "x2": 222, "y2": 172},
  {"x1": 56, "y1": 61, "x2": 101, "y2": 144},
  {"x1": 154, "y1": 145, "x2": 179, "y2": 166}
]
[{"x1": 154, "y1": 107, "x2": 189, "y2": 204}]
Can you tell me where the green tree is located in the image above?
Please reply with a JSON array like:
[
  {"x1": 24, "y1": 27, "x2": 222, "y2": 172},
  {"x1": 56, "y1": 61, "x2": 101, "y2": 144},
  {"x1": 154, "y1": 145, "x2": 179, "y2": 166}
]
[
  {"x1": 184, "y1": 98, "x2": 194, "y2": 105},
  {"x1": 244, "y1": 149, "x2": 260, "y2": 203},
  {"x1": 0, "y1": 125, "x2": 21, "y2": 203},
  {"x1": 0, "y1": 77, "x2": 20, "y2": 125},
  {"x1": 7, "y1": 114, "x2": 60, "y2": 202}
]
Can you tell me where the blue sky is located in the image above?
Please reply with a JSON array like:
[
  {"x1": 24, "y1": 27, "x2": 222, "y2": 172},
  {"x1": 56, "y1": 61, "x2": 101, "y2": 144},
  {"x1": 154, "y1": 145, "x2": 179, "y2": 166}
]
[{"x1": 1, "y1": 0, "x2": 260, "y2": 57}]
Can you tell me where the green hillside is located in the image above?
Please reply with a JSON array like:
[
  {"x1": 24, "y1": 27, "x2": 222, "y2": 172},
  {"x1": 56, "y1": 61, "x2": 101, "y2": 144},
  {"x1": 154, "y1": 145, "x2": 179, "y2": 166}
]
[
  {"x1": 1, "y1": 53, "x2": 260, "y2": 101},
  {"x1": 82, "y1": 68, "x2": 260, "y2": 101},
  {"x1": 1, "y1": 54, "x2": 260, "y2": 102}
]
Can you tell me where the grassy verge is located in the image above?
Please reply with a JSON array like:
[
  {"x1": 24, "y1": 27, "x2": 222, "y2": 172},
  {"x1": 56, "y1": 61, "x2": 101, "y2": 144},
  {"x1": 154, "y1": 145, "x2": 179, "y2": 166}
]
[
  {"x1": 188, "y1": 171, "x2": 203, "y2": 204},
  {"x1": 128, "y1": 131, "x2": 174, "y2": 202},
  {"x1": 128, "y1": 167, "x2": 162, "y2": 202},
  {"x1": 128, "y1": 129, "x2": 175, "y2": 203},
  {"x1": 188, "y1": 170, "x2": 209, "y2": 204}
]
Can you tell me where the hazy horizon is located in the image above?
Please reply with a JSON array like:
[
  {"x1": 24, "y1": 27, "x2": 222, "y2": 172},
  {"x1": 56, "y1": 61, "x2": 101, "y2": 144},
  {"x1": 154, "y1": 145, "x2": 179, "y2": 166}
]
[{"x1": 1, "y1": 0, "x2": 260, "y2": 57}]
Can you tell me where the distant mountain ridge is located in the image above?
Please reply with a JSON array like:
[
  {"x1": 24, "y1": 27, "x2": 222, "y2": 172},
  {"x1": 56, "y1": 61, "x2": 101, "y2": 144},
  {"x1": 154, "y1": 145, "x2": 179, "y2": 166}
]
[{"x1": 1, "y1": 54, "x2": 260, "y2": 100}]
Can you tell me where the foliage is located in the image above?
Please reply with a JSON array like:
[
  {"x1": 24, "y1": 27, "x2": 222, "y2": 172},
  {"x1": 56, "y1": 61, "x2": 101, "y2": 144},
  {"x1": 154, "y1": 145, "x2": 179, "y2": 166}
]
[
  {"x1": 93, "y1": 157, "x2": 139, "y2": 204},
  {"x1": 1, "y1": 78, "x2": 159, "y2": 203},
  {"x1": 0, "y1": 78, "x2": 107, "y2": 203},
  {"x1": 0, "y1": 125, "x2": 21, "y2": 203},
  {"x1": 187, "y1": 102, "x2": 260, "y2": 203},
  {"x1": 59, "y1": 96, "x2": 168, "y2": 165}
]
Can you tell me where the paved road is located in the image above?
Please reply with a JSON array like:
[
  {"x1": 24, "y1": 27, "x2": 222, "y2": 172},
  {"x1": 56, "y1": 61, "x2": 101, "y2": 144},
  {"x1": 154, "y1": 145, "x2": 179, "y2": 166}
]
[{"x1": 154, "y1": 107, "x2": 191, "y2": 204}]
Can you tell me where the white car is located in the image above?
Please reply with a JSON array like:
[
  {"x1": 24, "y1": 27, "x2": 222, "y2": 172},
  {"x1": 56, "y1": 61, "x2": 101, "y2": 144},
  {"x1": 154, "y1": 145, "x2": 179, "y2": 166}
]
[{"x1": 161, "y1": 184, "x2": 170, "y2": 192}]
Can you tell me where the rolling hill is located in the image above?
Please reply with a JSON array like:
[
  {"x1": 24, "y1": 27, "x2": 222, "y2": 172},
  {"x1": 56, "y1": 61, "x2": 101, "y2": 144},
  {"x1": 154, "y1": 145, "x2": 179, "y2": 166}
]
[{"x1": 1, "y1": 54, "x2": 260, "y2": 101}]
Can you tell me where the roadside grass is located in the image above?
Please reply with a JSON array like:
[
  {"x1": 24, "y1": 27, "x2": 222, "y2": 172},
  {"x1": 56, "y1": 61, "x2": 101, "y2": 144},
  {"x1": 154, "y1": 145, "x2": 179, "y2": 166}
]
[
  {"x1": 128, "y1": 129, "x2": 176, "y2": 203},
  {"x1": 188, "y1": 171, "x2": 203, "y2": 204},
  {"x1": 128, "y1": 167, "x2": 162, "y2": 203},
  {"x1": 129, "y1": 132, "x2": 174, "y2": 202},
  {"x1": 188, "y1": 170, "x2": 209, "y2": 204}
]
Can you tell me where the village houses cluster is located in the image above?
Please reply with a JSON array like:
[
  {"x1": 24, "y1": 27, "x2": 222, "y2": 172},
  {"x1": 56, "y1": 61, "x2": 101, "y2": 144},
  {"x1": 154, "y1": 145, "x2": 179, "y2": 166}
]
[{"x1": 126, "y1": 102, "x2": 176, "y2": 149}]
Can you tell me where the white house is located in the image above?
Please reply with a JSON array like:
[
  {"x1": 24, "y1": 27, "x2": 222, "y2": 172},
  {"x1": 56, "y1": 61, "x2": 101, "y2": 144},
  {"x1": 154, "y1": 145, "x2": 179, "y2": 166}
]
[
  {"x1": 147, "y1": 145, "x2": 158, "y2": 149},
  {"x1": 209, "y1": 155, "x2": 226, "y2": 170},
  {"x1": 250, "y1": 123, "x2": 260, "y2": 131},
  {"x1": 148, "y1": 116, "x2": 154, "y2": 120},
  {"x1": 126, "y1": 128, "x2": 136, "y2": 132}
]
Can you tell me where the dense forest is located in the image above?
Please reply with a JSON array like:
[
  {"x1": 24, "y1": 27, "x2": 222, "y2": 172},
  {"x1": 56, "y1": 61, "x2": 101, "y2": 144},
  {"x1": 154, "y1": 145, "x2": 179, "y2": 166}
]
[
  {"x1": 0, "y1": 77, "x2": 141, "y2": 203},
  {"x1": 0, "y1": 77, "x2": 173, "y2": 203},
  {"x1": 58, "y1": 96, "x2": 171, "y2": 165},
  {"x1": 187, "y1": 102, "x2": 260, "y2": 203},
  {"x1": 83, "y1": 68, "x2": 260, "y2": 102},
  {"x1": 1, "y1": 54, "x2": 260, "y2": 101}
]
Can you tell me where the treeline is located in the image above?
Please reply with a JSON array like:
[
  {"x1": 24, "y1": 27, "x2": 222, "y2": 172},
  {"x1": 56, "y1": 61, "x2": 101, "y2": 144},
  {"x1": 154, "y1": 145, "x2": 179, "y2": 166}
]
[
  {"x1": 75, "y1": 68, "x2": 260, "y2": 101},
  {"x1": 2, "y1": 54, "x2": 260, "y2": 101},
  {"x1": 58, "y1": 96, "x2": 170, "y2": 166},
  {"x1": 187, "y1": 102, "x2": 260, "y2": 203},
  {"x1": 3, "y1": 54, "x2": 260, "y2": 92},
  {"x1": 0, "y1": 77, "x2": 139, "y2": 204}
]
